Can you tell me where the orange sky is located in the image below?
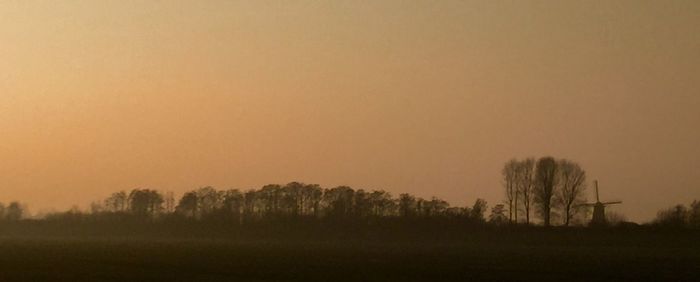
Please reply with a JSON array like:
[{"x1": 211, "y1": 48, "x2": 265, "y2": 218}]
[{"x1": 1, "y1": 1, "x2": 698, "y2": 222}]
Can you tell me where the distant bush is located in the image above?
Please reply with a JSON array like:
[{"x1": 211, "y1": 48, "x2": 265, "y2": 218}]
[{"x1": 653, "y1": 200, "x2": 700, "y2": 229}]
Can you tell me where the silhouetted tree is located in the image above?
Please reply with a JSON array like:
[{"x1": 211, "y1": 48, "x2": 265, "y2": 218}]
[
  {"x1": 420, "y1": 197, "x2": 449, "y2": 217},
  {"x1": 104, "y1": 191, "x2": 127, "y2": 212},
  {"x1": 244, "y1": 190, "x2": 259, "y2": 220},
  {"x1": 177, "y1": 191, "x2": 198, "y2": 218},
  {"x1": 6, "y1": 202, "x2": 23, "y2": 221},
  {"x1": 516, "y1": 158, "x2": 535, "y2": 224},
  {"x1": 470, "y1": 198, "x2": 488, "y2": 223},
  {"x1": 556, "y1": 159, "x2": 587, "y2": 226},
  {"x1": 128, "y1": 189, "x2": 163, "y2": 217},
  {"x1": 323, "y1": 186, "x2": 355, "y2": 218},
  {"x1": 398, "y1": 193, "x2": 418, "y2": 218},
  {"x1": 302, "y1": 184, "x2": 323, "y2": 217},
  {"x1": 259, "y1": 184, "x2": 282, "y2": 216},
  {"x1": 282, "y1": 182, "x2": 304, "y2": 216},
  {"x1": 196, "y1": 186, "x2": 222, "y2": 217},
  {"x1": 354, "y1": 189, "x2": 371, "y2": 218},
  {"x1": 221, "y1": 189, "x2": 244, "y2": 223},
  {"x1": 445, "y1": 207, "x2": 468, "y2": 218},
  {"x1": 368, "y1": 190, "x2": 397, "y2": 217},
  {"x1": 534, "y1": 157, "x2": 558, "y2": 226},
  {"x1": 502, "y1": 159, "x2": 518, "y2": 223}
]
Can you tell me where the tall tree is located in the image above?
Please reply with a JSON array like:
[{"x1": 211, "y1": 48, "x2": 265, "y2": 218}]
[
  {"x1": 282, "y1": 182, "x2": 304, "y2": 216},
  {"x1": 221, "y1": 189, "x2": 244, "y2": 222},
  {"x1": 398, "y1": 193, "x2": 417, "y2": 218},
  {"x1": 128, "y1": 189, "x2": 163, "y2": 217},
  {"x1": 196, "y1": 186, "x2": 222, "y2": 217},
  {"x1": 556, "y1": 159, "x2": 587, "y2": 226},
  {"x1": 243, "y1": 190, "x2": 260, "y2": 220},
  {"x1": 502, "y1": 159, "x2": 518, "y2": 223},
  {"x1": 353, "y1": 189, "x2": 371, "y2": 218},
  {"x1": 302, "y1": 184, "x2": 323, "y2": 217},
  {"x1": 516, "y1": 158, "x2": 535, "y2": 224},
  {"x1": 323, "y1": 186, "x2": 355, "y2": 218},
  {"x1": 534, "y1": 157, "x2": 558, "y2": 226},
  {"x1": 369, "y1": 190, "x2": 396, "y2": 217},
  {"x1": 259, "y1": 184, "x2": 282, "y2": 216}
]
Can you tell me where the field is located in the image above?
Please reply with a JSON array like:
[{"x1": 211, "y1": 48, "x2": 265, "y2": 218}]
[{"x1": 0, "y1": 224, "x2": 698, "y2": 281}]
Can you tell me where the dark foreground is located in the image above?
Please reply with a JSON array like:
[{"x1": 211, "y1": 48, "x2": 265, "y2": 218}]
[{"x1": 0, "y1": 226, "x2": 698, "y2": 281}]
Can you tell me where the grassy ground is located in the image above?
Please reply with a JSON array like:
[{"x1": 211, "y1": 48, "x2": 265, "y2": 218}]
[{"x1": 0, "y1": 226, "x2": 697, "y2": 281}]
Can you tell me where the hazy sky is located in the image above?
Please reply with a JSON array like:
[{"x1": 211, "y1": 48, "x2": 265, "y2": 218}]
[{"x1": 1, "y1": 1, "x2": 698, "y2": 222}]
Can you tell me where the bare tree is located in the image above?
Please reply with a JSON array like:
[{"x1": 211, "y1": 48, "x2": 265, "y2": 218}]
[
  {"x1": 502, "y1": 159, "x2": 518, "y2": 223},
  {"x1": 534, "y1": 157, "x2": 558, "y2": 227},
  {"x1": 556, "y1": 159, "x2": 587, "y2": 226},
  {"x1": 516, "y1": 158, "x2": 535, "y2": 224}
]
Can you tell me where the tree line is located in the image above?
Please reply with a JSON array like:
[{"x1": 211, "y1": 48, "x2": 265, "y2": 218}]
[
  {"x1": 653, "y1": 200, "x2": 700, "y2": 228},
  {"x1": 1, "y1": 164, "x2": 697, "y2": 230},
  {"x1": 502, "y1": 156, "x2": 588, "y2": 226},
  {"x1": 47, "y1": 183, "x2": 492, "y2": 225}
]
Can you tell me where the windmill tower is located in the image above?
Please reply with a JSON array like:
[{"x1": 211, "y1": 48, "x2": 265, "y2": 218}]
[{"x1": 582, "y1": 180, "x2": 622, "y2": 226}]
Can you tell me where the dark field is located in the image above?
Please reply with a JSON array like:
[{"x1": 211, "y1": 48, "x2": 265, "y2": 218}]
[{"x1": 0, "y1": 224, "x2": 698, "y2": 281}]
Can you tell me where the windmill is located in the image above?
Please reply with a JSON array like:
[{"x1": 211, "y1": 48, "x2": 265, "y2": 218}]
[{"x1": 581, "y1": 180, "x2": 622, "y2": 226}]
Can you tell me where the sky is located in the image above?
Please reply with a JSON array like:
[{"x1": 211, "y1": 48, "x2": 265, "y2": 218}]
[{"x1": 1, "y1": 1, "x2": 698, "y2": 222}]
